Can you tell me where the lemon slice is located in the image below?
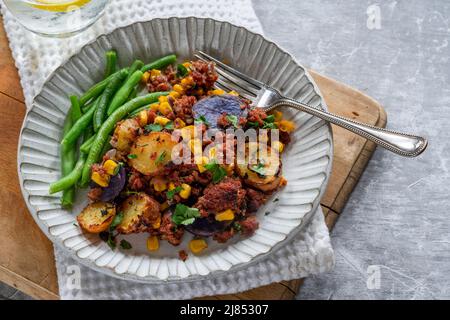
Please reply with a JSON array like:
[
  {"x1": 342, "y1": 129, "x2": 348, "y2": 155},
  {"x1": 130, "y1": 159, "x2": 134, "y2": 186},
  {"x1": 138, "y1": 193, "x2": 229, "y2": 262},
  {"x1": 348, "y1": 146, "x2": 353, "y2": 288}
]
[{"x1": 30, "y1": 0, "x2": 92, "y2": 12}]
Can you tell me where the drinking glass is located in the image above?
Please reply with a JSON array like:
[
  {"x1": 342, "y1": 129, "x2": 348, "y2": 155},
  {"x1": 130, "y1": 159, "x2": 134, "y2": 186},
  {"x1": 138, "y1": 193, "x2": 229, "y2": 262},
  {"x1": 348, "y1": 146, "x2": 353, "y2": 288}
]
[{"x1": 3, "y1": 0, "x2": 109, "y2": 37}]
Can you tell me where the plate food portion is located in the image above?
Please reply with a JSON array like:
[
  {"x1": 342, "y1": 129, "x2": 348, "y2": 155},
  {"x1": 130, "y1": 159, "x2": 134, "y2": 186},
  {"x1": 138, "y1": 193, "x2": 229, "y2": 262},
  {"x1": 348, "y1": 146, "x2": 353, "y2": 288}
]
[
  {"x1": 50, "y1": 51, "x2": 296, "y2": 260},
  {"x1": 18, "y1": 18, "x2": 332, "y2": 281}
]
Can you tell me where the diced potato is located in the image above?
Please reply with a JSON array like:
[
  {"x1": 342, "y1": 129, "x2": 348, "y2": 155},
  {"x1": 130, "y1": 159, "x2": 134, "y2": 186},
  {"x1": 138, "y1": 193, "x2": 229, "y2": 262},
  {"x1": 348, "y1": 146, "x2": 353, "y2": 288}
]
[
  {"x1": 128, "y1": 132, "x2": 178, "y2": 175},
  {"x1": 77, "y1": 202, "x2": 116, "y2": 234},
  {"x1": 116, "y1": 193, "x2": 160, "y2": 234},
  {"x1": 112, "y1": 118, "x2": 140, "y2": 152}
]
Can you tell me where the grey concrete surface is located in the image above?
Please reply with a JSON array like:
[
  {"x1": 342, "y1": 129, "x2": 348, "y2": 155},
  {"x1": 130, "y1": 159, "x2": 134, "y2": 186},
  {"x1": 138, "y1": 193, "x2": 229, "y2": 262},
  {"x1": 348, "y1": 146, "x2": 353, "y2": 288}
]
[
  {"x1": 1, "y1": 0, "x2": 449, "y2": 300},
  {"x1": 253, "y1": 0, "x2": 450, "y2": 299}
]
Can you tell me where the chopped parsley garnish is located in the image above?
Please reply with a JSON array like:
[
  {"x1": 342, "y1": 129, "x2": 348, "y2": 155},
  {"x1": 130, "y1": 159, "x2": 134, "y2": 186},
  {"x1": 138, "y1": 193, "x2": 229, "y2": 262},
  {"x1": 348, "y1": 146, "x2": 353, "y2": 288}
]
[
  {"x1": 195, "y1": 115, "x2": 210, "y2": 126},
  {"x1": 265, "y1": 115, "x2": 275, "y2": 123},
  {"x1": 164, "y1": 121, "x2": 174, "y2": 130},
  {"x1": 233, "y1": 222, "x2": 242, "y2": 232},
  {"x1": 171, "y1": 204, "x2": 200, "y2": 226},
  {"x1": 119, "y1": 239, "x2": 132, "y2": 250},
  {"x1": 177, "y1": 64, "x2": 189, "y2": 77},
  {"x1": 112, "y1": 162, "x2": 123, "y2": 175},
  {"x1": 110, "y1": 211, "x2": 124, "y2": 230},
  {"x1": 145, "y1": 123, "x2": 163, "y2": 132},
  {"x1": 127, "y1": 154, "x2": 137, "y2": 159},
  {"x1": 250, "y1": 162, "x2": 266, "y2": 176},
  {"x1": 247, "y1": 121, "x2": 260, "y2": 128},
  {"x1": 155, "y1": 151, "x2": 167, "y2": 165},
  {"x1": 166, "y1": 186, "x2": 183, "y2": 200},
  {"x1": 204, "y1": 161, "x2": 227, "y2": 183},
  {"x1": 262, "y1": 122, "x2": 277, "y2": 129},
  {"x1": 145, "y1": 122, "x2": 174, "y2": 132},
  {"x1": 226, "y1": 115, "x2": 239, "y2": 128}
]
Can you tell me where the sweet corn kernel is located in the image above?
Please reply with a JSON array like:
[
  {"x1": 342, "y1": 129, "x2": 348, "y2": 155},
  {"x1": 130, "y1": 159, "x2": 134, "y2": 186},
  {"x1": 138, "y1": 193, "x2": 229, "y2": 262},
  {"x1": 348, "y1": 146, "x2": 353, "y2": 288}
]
[
  {"x1": 196, "y1": 156, "x2": 209, "y2": 173},
  {"x1": 173, "y1": 84, "x2": 185, "y2": 94},
  {"x1": 147, "y1": 236, "x2": 159, "y2": 251},
  {"x1": 189, "y1": 239, "x2": 208, "y2": 254},
  {"x1": 102, "y1": 160, "x2": 118, "y2": 175},
  {"x1": 215, "y1": 209, "x2": 235, "y2": 221},
  {"x1": 160, "y1": 201, "x2": 169, "y2": 212},
  {"x1": 211, "y1": 89, "x2": 225, "y2": 95},
  {"x1": 276, "y1": 120, "x2": 295, "y2": 133},
  {"x1": 224, "y1": 164, "x2": 235, "y2": 175},
  {"x1": 158, "y1": 101, "x2": 173, "y2": 116},
  {"x1": 196, "y1": 88, "x2": 204, "y2": 96},
  {"x1": 273, "y1": 110, "x2": 283, "y2": 122},
  {"x1": 208, "y1": 146, "x2": 217, "y2": 160},
  {"x1": 182, "y1": 62, "x2": 191, "y2": 69},
  {"x1": 168, "y1": 182, "x2": 176, "y2": 191},
  {"x1": 152, "y1": 216, "x2": 161, "y2": 229},
  {"x1": 150, "y1": 103, "x2": 160, "y2": 111},
  {"x1": 154, "y1": 181, "x2": 167, "y2": 192},
  {"x1": 174, "y1": 118, "x2": 186, "y2": 129},
  {"x1": 150, "y1": 69, "x2": 161, "y2": 78},
  {"x1": 189, "y1": 139, "x2": 202, "y2": 157},
  {"x1": 169, "y1": 91, "x2": 181, "y2": 99},
  {"x1": 181, "y1": 76, "x2": 194, "y2": 87},
  {"x1": 91, "y1": 171, "x2": 109, "y2": 187},
  {"x1": 154, "y1": 116, "x2": 171, "y2": 126},
  {"x1": 180, "y1": 125, "x2": 195, "y2": 141},
  {"x1": 179, "y1": 184, "x2": 192, "y2": 199},
  {"x1": 158, "y1": 95, "x2": 168, "y2": 103},
  {"x1": 228, "y1": 90, "x2": 239, "y2": 96},
  {"x1": 138, "y1": 110, "x2": 148, "y2": 126},
  {"x1": 141, "y1": 71, "x2": 150, "y2": 83},
  {"x1": 272, "y1": 141, "x2": 285, "y2": 153}
]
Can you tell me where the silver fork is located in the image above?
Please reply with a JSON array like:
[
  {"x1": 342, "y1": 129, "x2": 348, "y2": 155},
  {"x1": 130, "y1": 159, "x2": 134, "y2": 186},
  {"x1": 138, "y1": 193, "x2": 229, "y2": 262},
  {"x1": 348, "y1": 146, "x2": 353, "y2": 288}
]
[{"x1": 195, "y1": 51, "x2": 427, "y2": 157}]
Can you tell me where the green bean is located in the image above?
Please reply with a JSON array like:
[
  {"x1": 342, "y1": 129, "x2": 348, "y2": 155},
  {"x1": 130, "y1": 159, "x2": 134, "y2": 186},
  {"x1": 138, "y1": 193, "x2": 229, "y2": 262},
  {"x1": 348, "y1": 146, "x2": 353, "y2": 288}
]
[
  {"x1": 79, "y1": 68, "x2": 128, "y2": 106},
  {"x1": 106, "y1": 70, "x2": 143, "y2": 116},
  {"x1": 61, "y1": 100, "x2": 98, "y2": 147},
  {"x1": 81, "y1": 97, "x2": 97, "y2": 113},
  {"x1": 60, "y1": 112, "x2": 76, "y2": 207},
  {"x1": 128, "y1": 102, "x2": 158, "y2": 118},
  {"x1": 80, "y1": 92, "x2": 168, "y2": 186},
  {"x1": 141, "y1": 54, "x2": 177, "y2": 73},
  {"x1": 98, "y1": 135, "x2": 112, "y2": 162},
  {"x1": 80, "y1": 134, "x2": 96, "y2": 154},
  {"x1": 104, "y1": 50, "x2": 117, "y2": 77},
  {"x1": 127, "y1": 87, "x2": 138, "y2": 101},
  {"x1": 70, "y1": 95, "x2": 82, "y2": 121},
  {"x1": 93, "y1": 71, "x2": 128, "y2": 132},
  {"x1": 126, "y1": 60, "x2": 144, "y2": 81},
  {"x1": 49, "y1": 152, "x2": 87, "y2": 194}
]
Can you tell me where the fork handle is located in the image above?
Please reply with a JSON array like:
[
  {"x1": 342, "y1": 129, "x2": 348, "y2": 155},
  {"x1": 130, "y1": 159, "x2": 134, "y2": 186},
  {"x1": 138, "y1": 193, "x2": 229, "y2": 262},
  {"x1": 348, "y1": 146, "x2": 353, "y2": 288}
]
[{"x1": 269, "y1": 98, "x2": 427, "y2": 157}]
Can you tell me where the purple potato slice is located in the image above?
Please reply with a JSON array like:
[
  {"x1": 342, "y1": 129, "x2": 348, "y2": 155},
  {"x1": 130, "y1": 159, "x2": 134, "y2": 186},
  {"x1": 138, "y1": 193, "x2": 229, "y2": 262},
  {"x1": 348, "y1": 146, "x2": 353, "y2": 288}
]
[
  {"x1": 100, "y1": 166, "x2": 126, "y2": 202},
  {"x1": 192, "y1": 94, "x2": 246, "y2": 128},
  {"x1": 185, "y1": 216, "x2": 228, "y2": 237}
]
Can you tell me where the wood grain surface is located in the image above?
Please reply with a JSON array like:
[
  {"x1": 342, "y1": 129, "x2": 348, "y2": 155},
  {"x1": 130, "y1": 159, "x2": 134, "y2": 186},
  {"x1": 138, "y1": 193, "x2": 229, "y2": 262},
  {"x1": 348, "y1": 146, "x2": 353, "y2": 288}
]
[{"x1": 0, "y1": 17, "x2": 386, "y2": 300}]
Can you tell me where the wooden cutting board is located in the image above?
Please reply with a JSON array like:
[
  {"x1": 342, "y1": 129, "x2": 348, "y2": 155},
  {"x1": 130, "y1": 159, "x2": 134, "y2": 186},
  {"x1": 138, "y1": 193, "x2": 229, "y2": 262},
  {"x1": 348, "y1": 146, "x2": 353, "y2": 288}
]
[{"x1": 0, "y1": 17, "x2": 386, "y2": 300}]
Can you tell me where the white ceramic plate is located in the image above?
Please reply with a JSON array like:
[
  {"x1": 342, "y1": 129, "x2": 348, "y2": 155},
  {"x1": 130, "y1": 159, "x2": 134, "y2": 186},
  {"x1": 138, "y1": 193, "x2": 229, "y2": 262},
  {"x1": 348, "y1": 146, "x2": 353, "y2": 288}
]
[{"x1": 17, "y1": 17, "x2": 332, "y2": 282}]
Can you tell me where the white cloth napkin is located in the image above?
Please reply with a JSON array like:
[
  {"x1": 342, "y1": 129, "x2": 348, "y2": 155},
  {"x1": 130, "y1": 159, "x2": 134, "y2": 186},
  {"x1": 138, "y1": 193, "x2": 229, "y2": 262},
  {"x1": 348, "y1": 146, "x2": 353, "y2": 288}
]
[{"x1": 1, "y1": 0, "x2": 334, "y2": 299}]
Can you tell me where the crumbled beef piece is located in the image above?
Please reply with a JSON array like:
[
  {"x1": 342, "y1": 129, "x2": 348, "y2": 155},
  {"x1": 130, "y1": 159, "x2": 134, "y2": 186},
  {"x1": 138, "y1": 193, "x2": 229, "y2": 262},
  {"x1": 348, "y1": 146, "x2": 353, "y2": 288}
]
[
  {"x1": 87, "y1": 187, "x2": 102, "y2": 202},
  {"x1": 246, "y1": 188, "x2": 267, "y2": 213},
  {"x1": 240, "y1": 215, "x2": 259, "y2": 236},
  {"x1": 217, "y1": 112, "x2": 230, "y2": 128},
  {"x1": 128, "y1": 170, "x2": 145, "y2": 190},
  {"x1": 190, "y1": 60, "x2": 218, "y2": 89},
  {"x1": 247, "y1": 107, "x2": 268, "y2": 126},
  {"x1": 147, "y1": 74, "x2": 171, "y2": 93},
  {"x1": 173, "y1": 95, "x2": 197, "y2": 120},
  {"x1": 195, "y1": 177, "x2": 246, "y2": 217},
  {"x1": 159, "y1": 212, "x2": 184, "y2": 246},
  {"x1": 213, "y1": 228, "x2": 235, "y2": 243},
  {"x1": 178, "y1": 250, "x2": 188, "y2": 261}
]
